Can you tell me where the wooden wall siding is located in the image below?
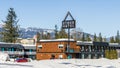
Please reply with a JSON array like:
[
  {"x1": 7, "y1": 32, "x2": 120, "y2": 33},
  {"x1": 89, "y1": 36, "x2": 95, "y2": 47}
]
[
  {"x1": 37, "y1": 41, "x2": 77, "y2": 52},
  {"x1": 37, "y1": 42, "x2": 65, "y2": 52},
  {"x1": 36, "y1": 41, "x2": 80, "y2": 60},
  {"x1": 36, "y1": 53, "x2": 67, "y2": 60}
]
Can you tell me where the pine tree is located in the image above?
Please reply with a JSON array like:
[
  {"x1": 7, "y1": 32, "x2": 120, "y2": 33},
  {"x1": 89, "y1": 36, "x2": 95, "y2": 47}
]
[
  {"x1": 86, "y1": 34, "x2": 91, "y2": 41},
  {"x1": 42, "y1": 33, "x2": 51, "y2": 39},
  {"x1": 47, "y1": 33, "x2": 51, "y2": 39},
  {"x1": 98, "y1": 33, "x2": 103, "y2": 42},
  {"x1": 110, "y1": 36, "x2": 115, "y2": 43},
  {"x1": 42, "y1": 34, "x2": 47, "y2": 39},
  {"x1": 54, "y1": 25, "x2": 59, "y2": 39},
  {"x1": 58, "y1": 27, "x2": 67, "y2": 38},
  {"x1": 115, "y1": 30, "x2": 120, "y2": 43},
  {"x1": 81, "y1": 32, "x2": 85, "y2": 41},
  {"x1": 93, "y1": 33, "x2": 97, "y2": 42},
  {"x1": 36, "y1": 32, "x2": 41, "y2": 42},
  {"x1": 103, "y1": 37, "x2": 107, "y2": 42},
  {"x1": 1, "y1": 8, "x2": 20, "y2": 43}
]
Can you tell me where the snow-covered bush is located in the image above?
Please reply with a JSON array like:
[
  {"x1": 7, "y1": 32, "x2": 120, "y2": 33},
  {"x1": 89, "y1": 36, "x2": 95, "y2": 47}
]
[{"x1": 0, "y1": 52, "x2": 10, "y2": 61}]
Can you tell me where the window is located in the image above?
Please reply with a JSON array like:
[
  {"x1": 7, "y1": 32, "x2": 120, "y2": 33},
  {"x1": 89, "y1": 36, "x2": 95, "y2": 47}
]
[
  {"x1": 58, "y1": 44, "x2": 64, "y2": 49},
  {"x1": 1, "y1": 47, "x2": 4, "y2": 52},
  {"x1": 59, "y1": 54, "x2": 63, "y2": 59},
  {"x1": 38, "y1": 45, "x2": 42, "y2": 49}
]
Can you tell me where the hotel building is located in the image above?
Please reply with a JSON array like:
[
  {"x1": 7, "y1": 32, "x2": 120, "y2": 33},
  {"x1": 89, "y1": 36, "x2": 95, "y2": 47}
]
[{"x1": 36, "y1": 39, "x2": 120, "y2": 60}]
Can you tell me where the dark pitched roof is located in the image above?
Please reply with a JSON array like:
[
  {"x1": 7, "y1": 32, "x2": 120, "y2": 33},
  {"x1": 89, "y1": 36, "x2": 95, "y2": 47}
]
[
  {"x1": 0, "y1": 43, "x2": 24, "y2": 49},
  {"x1": 77, "y1": 41, "x2": 109, "y2": 46},
  {"x1": 93, "y1": 42, "x2": 109, "y2": 46}
]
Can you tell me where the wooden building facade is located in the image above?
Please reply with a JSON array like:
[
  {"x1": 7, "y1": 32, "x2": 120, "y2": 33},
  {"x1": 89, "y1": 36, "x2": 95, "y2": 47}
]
[
  {"x1": 36, "y1": 39, "x2": 80, "y2": 60},
  {"x1": 36, "y1": 39, "x2": 120, "y2": 60}
]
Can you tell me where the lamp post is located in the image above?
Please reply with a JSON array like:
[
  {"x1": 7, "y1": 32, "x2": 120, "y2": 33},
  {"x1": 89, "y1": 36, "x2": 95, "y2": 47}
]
[{"x1": 62, "y1": 11, "x2": 76, "y2": 52}]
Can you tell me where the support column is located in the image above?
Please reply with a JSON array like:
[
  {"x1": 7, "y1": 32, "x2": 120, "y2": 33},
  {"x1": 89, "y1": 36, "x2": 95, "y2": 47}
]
[
  {"x1": 89, "y1": 46, "x2": 91, "y2": 52},
  {"x1": 82, "y1": 46, "x2": 84, "y2": 51},
  {"x1": 89, "y1": 54, "x2": 91, "y2": 59},
  {"x1": 101, "y1": 54, "x2": 103, "y2": 58},
  {"x1": 101, "y1": 46, "x2": 103, "y2": 52},
  {"x1": 95, "y1": 54, "x2": 97, "y2": 59},
  {"x1": 82, "y1": 54, "x2": 84, "y2": 59}
]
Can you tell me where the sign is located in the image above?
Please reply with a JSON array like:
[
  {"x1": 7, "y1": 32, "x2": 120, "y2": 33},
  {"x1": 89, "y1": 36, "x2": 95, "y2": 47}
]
[
  {"x1": 62, "y1": 20, "x2": 76, "y2": 28},
  {"x1": 62, "y1": 11, "x2": 76, "y2": 29}
]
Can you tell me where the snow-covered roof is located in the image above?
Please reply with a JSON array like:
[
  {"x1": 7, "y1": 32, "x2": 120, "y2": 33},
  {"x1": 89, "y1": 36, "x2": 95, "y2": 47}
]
[
  {"x1": 77, "y1": 41, "x2": 93, "y2": 43},
  {"x1": 109, "y1": 43, "x2": 120, "y2": 47},
  {"x1": 109, "y1": 43, "x2": 119, "y2": 45},
  {"x1": 22, "y1": 44, "x2": 36, "y2": 49},
  {"x1": 39, "y1": 38, "x2": 75, "y2": 42},
  {"x1": 77, "y1": 41, "x2": 93, "y2": 45},
  {"x1": 22, "y1": 44, "x2": 35, "y2": 46}
]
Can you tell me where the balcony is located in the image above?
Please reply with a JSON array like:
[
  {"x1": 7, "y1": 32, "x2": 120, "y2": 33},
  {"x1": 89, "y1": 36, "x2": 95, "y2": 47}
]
[
  {"x1": 66, "y1": 48, "x2": 80, "y2": 53},
  {"x1": 0, "y1": 51, "x2": 24, "y2": 55},
  {"x1": 24, "y1": 52, "x2": 36, "y2": 55},
  {"x1": 0, "y1": 51, "x2": 36, "y2": 55}
]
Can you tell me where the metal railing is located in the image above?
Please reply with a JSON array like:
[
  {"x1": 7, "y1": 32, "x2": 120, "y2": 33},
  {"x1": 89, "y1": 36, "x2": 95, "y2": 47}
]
[
  {"x1": 0, "y1": 51, "x2": 24, "y2": 55},
  {"x1": 24, "y1": 52, "x2": 36, "y2": 55},
  {"x1": 65, "y1": 48, "x2": 80, "y2": 53},
  {"x1": 0, "y1": 51, "x2": 36, "y2": 55}
]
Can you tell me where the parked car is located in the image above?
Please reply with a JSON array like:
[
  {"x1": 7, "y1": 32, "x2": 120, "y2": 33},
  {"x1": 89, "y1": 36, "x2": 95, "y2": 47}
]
[{"x1": 15, "y1": 58, "x2": 28, "y2": 62}]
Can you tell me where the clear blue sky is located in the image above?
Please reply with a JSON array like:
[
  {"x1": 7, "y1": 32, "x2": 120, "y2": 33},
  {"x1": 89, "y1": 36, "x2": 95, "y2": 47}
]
[{"x1": 0, "y1": 0, "x2": 120, "y2": 37}]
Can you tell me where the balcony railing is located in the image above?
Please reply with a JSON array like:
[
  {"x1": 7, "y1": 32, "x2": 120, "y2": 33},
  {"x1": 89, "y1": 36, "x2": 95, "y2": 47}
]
[
  {"x1": 66, "y1": 48, "x2": 80, "y2": 53},
  {"x1": 0, "y1": 51, "x2": 24, "y2": 55},
  {"x1": 0, "y1": 51, "x2": 36, "y2": 55},
  {"x1": 65, "y1": 48, "x2": 105, "y2": 53},
  {"x1": 24, "y1": 52, "x2": 36, "y2": 55}
]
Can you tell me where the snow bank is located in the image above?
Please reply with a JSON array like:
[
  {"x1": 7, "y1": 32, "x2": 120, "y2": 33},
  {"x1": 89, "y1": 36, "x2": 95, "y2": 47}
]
[
  {"x1": 31, "y1": 59, "x2": 120, "y2": 68},
  {"x1": 0, "y1": 52, "x2": 9, "y2": 61},
  {"x1": 1, "y1": 58, "x2": 120, "y2": 68}
]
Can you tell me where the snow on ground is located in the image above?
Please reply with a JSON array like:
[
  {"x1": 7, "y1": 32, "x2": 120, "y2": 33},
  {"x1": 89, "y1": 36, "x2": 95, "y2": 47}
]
[
  {"x1": 0, "y1": 52, "x2": 9, "y2": 61},
  {"x1": 0, "y1": 58, "x2": 120, "y2": 68}
]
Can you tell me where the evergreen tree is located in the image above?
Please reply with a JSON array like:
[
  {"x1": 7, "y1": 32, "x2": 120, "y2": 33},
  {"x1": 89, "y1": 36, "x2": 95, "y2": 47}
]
[
  {"x1": 77, "y1": 32, "x2": 81, "y2": 41},
  {"x1": 110, "y1": 36, "x2": 115, "y2": 43},
  {"x1": 93, "y1": 33, "x2": 97, "y2": 41},
  {"x1": 98, "y1": 33, "x2": 103, "y2": 42},
  {"x1": 47, "y1": 33, "x2": 51, "y2": 39},
  {"x1": 58, "y1": 27, "x2": 67, "y2": 38},
  {"x1": 1, "y1": 8, "x2": 20, "y2": 43},
  {"x1": 70, "y1": 29, "x2": 76, "y2": 40},
  {"x1": 81, "y1": 32, "x2": 85, "y2": 41},
  {"x1": 86, "y1": 34, "x2": 91, "y2": 41},
  {"x1": 54, "y1": 25, "x2": 59, "y2": 39},
  {"x1": 42, "y1": 33, "x2": 51, "y2": 39},
  {"x1": 36, "y1": 32, "x2": 41, "y2": 42},
  {"x1": 103, "y1": 37, "x2": 107, "y2": 42},
  {"x1": 115, "y1": 30, "x2": 120, "y2": 43},
  {"x1": 42, "y1": 34, "x2": 47, "y2": 39}
]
